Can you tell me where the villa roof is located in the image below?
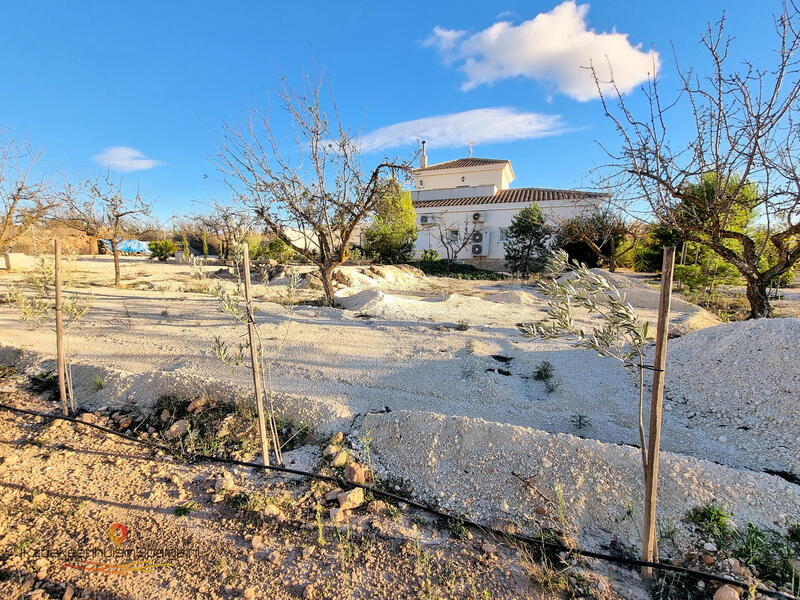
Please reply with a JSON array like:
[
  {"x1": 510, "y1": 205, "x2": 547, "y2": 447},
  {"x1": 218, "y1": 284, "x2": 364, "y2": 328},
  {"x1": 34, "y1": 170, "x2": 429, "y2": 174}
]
[
  {"x1": 413, "y1": 158, "x2": 509, "y2": 172},
  {"x1": 413, "y1": 187, "x2": 608, "y2": 208}
]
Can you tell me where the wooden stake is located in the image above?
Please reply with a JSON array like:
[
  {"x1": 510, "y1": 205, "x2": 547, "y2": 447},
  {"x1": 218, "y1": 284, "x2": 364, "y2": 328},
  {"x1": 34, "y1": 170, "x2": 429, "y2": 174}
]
[
  {"x1": 642, "y1": 245, "x2": 676, "y2": 577},
  {"x1": 54, "y1": 239, "x2": 68, "y2": 417},
  {"x1": 241, "y1": 242, "x2": 270, "y2": 466}
]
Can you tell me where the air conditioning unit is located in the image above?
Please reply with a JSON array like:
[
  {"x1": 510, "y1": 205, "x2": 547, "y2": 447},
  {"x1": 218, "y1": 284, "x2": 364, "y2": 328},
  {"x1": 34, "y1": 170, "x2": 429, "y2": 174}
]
[
  {"x1": 471, "y1": 230, "x2": 490, "y2": 255},
  {"x1": 420, "y1": 214, "x2": 438, "y2": 225},
  {"x1": 472, "y1": 211, "x2": 486, "y2": 223}
]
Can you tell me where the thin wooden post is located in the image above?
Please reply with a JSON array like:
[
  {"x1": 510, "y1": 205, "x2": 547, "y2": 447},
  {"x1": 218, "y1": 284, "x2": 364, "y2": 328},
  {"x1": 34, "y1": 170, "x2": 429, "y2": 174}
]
[
  {"x1": 54, "y1": 239, "x2": 68, "y2": 416},
  {"x1": 241, "y1": 242, "x2": 270, "y2": 466},
  {"x1": 642, "y1": 245, "x2": 676, "y2": 577}
]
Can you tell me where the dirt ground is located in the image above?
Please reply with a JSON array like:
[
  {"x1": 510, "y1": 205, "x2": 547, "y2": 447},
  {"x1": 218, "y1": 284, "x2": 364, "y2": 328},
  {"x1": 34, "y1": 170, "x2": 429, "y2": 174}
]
[{"x1": 0, "y1": 375, "x2": 622, "y2": 600}]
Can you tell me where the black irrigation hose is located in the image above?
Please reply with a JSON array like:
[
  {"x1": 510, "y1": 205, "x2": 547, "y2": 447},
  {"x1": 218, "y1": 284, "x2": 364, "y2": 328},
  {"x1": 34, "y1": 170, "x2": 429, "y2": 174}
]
[{"x1": 1, "y1": 402, "x2": 796, "y2": 600}]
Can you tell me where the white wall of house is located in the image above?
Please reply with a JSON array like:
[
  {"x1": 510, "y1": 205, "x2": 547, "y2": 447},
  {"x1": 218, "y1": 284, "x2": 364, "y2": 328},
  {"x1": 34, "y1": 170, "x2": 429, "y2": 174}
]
[
  {"x1": 415, "y1": 163, "x2": 514, "y2": 192},
  {"x1": 414, "y1": 199, "x2": 598, "y2": 261}
]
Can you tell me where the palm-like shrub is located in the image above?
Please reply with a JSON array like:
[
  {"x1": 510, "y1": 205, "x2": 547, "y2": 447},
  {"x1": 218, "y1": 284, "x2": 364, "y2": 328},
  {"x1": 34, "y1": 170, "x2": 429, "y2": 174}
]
[{"x1": 149, "y1": 239, "x2": 178, "y2": 262}]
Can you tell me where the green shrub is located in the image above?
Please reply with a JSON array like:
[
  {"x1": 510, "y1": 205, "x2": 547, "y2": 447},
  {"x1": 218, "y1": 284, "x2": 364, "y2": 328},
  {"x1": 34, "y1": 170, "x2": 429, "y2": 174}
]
[
  {"x1": 265, "y1": 238, "x2": 297, "y2": 263},
  {"x1": 409, "y1": 259, "x2": 505, "y2": 281},
  {"x1": 363, "y1": 182, "x2": 417, "y2": 264},
  {"x1": 685, "y1": 502, "x2": 734, "y2": 547},
  {"x1": 149, "y1": 240, "x2": 178, "y2": 262},
  {"x1": 674, "y1": 263, "x2": 741, "y2": 291},
  {"x1": 417, "y1": 248, "x2": 440, "y2": 261}
]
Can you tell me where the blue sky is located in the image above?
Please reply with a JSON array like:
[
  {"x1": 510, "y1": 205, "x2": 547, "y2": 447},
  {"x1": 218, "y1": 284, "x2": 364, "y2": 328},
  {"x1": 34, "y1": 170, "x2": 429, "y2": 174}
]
[{"x1": 0, "y1": 1, "x2": 785, "y2": 221}]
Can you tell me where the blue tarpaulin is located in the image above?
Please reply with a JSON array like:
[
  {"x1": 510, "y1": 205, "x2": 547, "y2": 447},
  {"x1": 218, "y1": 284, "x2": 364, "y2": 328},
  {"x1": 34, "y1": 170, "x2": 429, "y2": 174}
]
[{"x1": 100, "y1": 239, "x2": 151, "y2": 253}]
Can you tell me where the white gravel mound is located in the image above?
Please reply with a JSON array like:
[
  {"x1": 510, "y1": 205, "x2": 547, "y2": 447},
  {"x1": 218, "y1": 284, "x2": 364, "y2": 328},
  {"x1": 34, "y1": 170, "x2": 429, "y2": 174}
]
[
  {"x1": 556, "y1": 268, "x2": 719, "y2": 336},
  {"x1": 364, "y1": 410, "x2": 800, "y2": 551},
  {"x1": 483, "y1": 290, "x2": 541, "y2": 305},
  {"x1": 664, "y1": 318, "x2": 800, "y2": 475},
  {"x1": 557, "y1": 268, "x2": 653, "y2": 290}
]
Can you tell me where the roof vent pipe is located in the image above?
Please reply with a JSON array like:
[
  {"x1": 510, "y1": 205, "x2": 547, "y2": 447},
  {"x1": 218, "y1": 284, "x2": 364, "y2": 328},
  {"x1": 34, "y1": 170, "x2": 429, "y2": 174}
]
[{"x1": 420, "y1": 140, "x2": 427, "y2": 168}]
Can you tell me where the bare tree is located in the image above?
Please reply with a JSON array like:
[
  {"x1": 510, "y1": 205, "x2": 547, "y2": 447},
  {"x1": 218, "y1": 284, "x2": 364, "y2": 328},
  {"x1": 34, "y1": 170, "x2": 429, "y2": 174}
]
[
  {"x1": 557, "y1": 208, "x2": 641, "y2": 272},
  {"x1": 433, "y1": 213, "x2": 481, "y2": 268},
  {"x1": 63, "y1": 175, "x2": 153, "y2": 286},
  {"x1": 0, "y1": 134, "x2": 58, "y2": 252},
  {"x1": 592, "y1": 6, "x2": 800, "y2": 317},
  {"x1": 214, "y1": 76, "x2": 413, "y2": 306},
  {"x1": 194, "y1": 202, "x2": 256, "y2": 261}
]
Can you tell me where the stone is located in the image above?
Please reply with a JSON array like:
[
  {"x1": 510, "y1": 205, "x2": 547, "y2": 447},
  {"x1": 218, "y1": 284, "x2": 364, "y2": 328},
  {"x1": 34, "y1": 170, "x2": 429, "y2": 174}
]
[
  {"x1": 215, "y1": 472, "x2": 238, "y2": 491},
  {"x1": 535, "y1": 506, "x2": 548, "y2": 516},
  {"x1": 3, "y1": 455, "x2": 19, "y2": 466},
  {"x1": 481, "y1": 543, "x2": 498, "y2": 555},
  {"x1": 324, "y1": 489, "x2": 341, "y2": 502},
  {"x1": 729, "y1": 558, "x2": 743, "y2": 575},
  {"x1": 330, "y1": 507, "x2": 349, "y2": 525},
  {"x1": 243, "y1": 587, "x2": 257, "y2": 600},
  {"x1": 187, "y1": 397, "x2": 207, "y2": 414},
  {"x1": 165, "y1": 419, "x2": 190, "y2": 440},
  {"x1": 267, "y1": 550, "x2": 281, "y2": 565},
  {"x1": 118, "y1": 416, "x2": 133, "y2": 430},
  {"x1": 330, "y1": 432, "x2": 344, "y2": 444},
  {"x1": 337, "y1": 488, "x2": 364, "y2": 511},
  {"x1": 344, "y1": 463, "x2": 370, "y2": 485},
  {"x1": 62, "y1": 583, "x2": 75, "y2": 600},
  {"x1": 703, "y1": 554, "x2": 716, "y2": 566},
  {"x1": 597, "y1": 581, "x2": 607, "y2": 593},
  {"x1": 302, "y1": 546, "x2": 315, "y2": 560},
  {"x1": 160, "y1": 409, "x2": 171, "y2": 422},
  {"x1": 330, "y1": 450, "x2": 349, "y2": 468},
  {"x1": 703, "y1": 541, "x2": 718, "y2": 552},
  {"x1": 713, "y1": 585, "x2": 740, "y2": 600},
  {"x1": 251, "y1": 535, "x2": 264, "y2": 551},
  {"x1": 322, "y1": 444, "x2": 338, "y2": 457},
  {"x1": 262, "y1": 504, "x2": 283, "y2": 520}
]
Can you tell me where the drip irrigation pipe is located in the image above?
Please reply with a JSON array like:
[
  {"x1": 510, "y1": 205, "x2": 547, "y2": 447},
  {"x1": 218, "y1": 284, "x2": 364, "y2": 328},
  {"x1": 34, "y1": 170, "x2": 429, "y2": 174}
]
[{"x1": 0, "y1": 402, "x2": 796, "y2": 600}]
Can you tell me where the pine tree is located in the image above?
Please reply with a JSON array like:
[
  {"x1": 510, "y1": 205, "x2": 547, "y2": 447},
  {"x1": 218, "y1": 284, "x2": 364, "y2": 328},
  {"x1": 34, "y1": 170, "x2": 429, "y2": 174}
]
[{"x1": 504, "y1": 204, "x2": 553, "y2": 276}]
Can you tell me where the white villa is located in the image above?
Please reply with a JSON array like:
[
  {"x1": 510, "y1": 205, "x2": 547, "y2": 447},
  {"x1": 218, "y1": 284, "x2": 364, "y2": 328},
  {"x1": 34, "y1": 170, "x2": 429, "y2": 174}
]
[{"x1": 412, "y1": 143, "x2": 607, "y2": 270}]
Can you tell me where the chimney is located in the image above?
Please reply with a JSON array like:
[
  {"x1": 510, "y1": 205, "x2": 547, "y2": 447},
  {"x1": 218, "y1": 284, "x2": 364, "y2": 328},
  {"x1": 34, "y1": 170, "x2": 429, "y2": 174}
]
[{"x1": 420, "y1": 140, "x2": 427, "y2": 168}]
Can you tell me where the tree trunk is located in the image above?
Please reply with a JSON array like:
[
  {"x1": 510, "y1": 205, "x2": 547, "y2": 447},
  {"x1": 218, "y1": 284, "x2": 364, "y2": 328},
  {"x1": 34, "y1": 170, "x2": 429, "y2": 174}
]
[
  {"x1": 320, "y1": 264, "x2": 336, "y2": 307},
  {"x1": 745, "y1": 276, "x2": 772, "y2": 319},
  {"x1": 607, "y1": 237, "x2": 618, "y2": 272},
  {"x1": 113, "y1": 247, "x2": 121, "y2": 287}
]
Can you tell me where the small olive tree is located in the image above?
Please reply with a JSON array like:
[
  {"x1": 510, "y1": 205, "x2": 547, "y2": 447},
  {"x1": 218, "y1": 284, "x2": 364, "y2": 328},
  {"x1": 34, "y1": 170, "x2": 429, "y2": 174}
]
[{"x1": 519, "y1": 250, "x2": 653, "y2": 479}]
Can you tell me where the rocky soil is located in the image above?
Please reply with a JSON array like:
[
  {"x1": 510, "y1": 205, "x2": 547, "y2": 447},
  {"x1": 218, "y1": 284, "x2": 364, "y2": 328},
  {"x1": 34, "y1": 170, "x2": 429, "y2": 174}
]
[{"x1": 0, "y1": 377, "x2": 606, "y2": 600}]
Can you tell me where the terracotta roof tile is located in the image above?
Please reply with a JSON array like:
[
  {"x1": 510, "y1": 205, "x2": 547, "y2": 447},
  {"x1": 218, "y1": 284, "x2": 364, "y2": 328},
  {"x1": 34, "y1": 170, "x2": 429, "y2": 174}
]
[
  {"x1": 413, "y1": 158, "x2": 509, "y2": 172},
  {"x1": 413, "y1": 187, "x2": 608, "y2": 208}
]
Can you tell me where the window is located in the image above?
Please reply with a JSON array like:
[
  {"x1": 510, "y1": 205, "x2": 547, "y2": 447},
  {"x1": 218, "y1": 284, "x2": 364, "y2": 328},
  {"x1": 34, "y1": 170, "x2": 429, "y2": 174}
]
[
  {"x1": 447, "y1": 230, "x2": 459, "y2": 243},
  {"x1": 498, "y1": 228, "x2": 509, "y2": 242}
]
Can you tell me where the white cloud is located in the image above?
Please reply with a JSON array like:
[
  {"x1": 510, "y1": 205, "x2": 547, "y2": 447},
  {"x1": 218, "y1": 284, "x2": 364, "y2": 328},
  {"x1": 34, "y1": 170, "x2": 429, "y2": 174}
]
[
  {"x1": 359, "y1": 107, "x2": 566, "y2": 152},
  {"x1": 93, "y1": 146, "x2": 162, "y2": 172},
  {"x1": 425, "y1": 1, "x2": 659, "y2": 101}
]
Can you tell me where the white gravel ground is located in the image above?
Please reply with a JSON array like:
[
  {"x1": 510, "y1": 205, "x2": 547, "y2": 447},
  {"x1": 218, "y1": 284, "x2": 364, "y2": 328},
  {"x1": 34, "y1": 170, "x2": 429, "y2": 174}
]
[
  {"x1": 0, "y1": 257, "x2": 796, "y2": 485},
  {"x1": 362, "y1": 410, "x2": 800, "y2": 552}
]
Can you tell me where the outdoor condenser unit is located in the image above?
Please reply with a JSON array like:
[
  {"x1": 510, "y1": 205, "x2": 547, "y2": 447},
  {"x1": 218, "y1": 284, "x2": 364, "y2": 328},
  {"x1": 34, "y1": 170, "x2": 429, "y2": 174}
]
[
  {"x1": 471, "y1": 230, "x2": 489, "y2": 255},
  {"x1": 471, "y1": 211, "x2": 486, "y2": 222}
]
